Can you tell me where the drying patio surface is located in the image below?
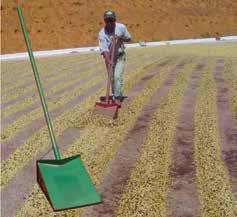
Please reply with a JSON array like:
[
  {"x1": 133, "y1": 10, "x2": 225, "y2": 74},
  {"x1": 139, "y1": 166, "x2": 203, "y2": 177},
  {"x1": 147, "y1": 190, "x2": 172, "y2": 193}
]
[{"x1": 1, "y1": 43, "x2": 237, "y2": 217}]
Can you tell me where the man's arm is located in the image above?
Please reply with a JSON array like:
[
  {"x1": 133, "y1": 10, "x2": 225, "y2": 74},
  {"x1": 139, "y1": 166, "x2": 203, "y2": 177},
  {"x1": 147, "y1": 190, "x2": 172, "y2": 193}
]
[
  {"x1": 102, "y1": 51, "x2": 112, "y2": 66},
  {"x1": 98, "y1": 32, "x2": 112, "y2": 66},
  {"x1": 114, "y1": 33, "x2": 131, "y2": 44},
  {"x1": 119, "y1": 37, "x2": 131, "y2": 42},
  {"x1": 120, "y1": 24, "x2": 131, "y2": 42}
]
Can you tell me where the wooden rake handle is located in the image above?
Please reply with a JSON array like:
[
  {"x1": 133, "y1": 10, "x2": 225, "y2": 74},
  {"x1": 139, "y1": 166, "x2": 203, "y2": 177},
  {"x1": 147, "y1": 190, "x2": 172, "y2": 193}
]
[{"x1": 105, "y1": 36, "x2": 117, "y2": 103}]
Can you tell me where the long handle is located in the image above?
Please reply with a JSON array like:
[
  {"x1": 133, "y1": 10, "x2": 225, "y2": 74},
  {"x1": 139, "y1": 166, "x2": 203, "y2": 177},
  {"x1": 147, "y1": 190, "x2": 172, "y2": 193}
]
[
  {"x1": 105, "y1": 37, "x2": 117, "y2": 103},
  {"x1": 17, "y1": 7, "x2": 61, "y2": 160},
  {"x1": 105, "y1": 64, "x2": 112, "y2": 103}
]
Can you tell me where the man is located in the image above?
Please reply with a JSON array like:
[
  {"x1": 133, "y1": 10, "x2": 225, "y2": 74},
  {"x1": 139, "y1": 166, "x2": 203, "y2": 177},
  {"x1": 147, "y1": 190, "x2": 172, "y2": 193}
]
[{"x1": 98, "y1": 10, "x2": 131, "y2": 104}]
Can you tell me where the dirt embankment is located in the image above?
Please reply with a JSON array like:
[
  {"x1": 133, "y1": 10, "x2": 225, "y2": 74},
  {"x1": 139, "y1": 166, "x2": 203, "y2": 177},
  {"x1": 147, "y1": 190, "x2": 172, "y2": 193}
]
[{"x1": 1, "y1": 0, "x2": 237, "y2": 54}]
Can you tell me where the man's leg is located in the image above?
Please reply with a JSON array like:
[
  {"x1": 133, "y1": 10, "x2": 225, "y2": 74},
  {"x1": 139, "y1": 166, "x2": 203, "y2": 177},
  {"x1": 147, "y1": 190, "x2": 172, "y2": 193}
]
[{"x1": 113, "y1": 53, "x2": 126, "y2": 103}]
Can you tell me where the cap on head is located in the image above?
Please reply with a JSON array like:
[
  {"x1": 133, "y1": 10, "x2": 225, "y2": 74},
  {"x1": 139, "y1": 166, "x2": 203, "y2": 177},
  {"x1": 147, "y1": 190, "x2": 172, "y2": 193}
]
[{"x1": 104, "y1": 10, "x2": 116, "y2": 21}]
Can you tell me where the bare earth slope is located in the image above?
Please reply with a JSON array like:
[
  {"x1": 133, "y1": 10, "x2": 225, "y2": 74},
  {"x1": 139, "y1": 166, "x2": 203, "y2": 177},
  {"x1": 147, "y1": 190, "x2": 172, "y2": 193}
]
[{"x1": 1, "y1": 0, "x2": 237, "y2": 54}]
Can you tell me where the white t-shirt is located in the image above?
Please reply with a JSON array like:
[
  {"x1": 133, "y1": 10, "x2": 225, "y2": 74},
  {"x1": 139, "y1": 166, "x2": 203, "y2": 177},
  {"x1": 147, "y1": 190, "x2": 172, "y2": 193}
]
[{"x1": 98, "y1": 23, "x2": 131, "y2": 55}]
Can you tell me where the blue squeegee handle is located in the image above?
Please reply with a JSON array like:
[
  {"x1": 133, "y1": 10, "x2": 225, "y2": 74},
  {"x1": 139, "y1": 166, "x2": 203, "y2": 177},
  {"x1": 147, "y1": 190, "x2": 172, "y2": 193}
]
[{"x1": 17, "y1": 6, "x2": 61, "y2": 160}]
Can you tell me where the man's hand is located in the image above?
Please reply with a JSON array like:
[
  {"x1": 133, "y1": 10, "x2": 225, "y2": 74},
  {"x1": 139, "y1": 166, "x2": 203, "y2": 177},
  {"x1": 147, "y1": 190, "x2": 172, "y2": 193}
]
[
  {"x1": 103, "y1": 51, "x2": 112, "y2": 66},
  {"x1": 114, "y1": 34, "x2": 131, "y2": 42},
  {"x1": 113, "y1": 35, "x2": 120, "y2": 42}
]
